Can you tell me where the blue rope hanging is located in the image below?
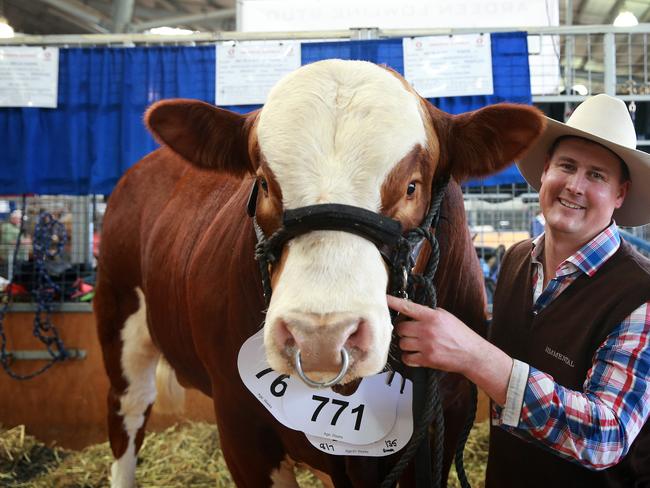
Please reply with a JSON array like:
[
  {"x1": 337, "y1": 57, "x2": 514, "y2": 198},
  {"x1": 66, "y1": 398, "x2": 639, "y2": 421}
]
[{"x1": 0, "y1": 203, "x2": 70, "y2": 380}]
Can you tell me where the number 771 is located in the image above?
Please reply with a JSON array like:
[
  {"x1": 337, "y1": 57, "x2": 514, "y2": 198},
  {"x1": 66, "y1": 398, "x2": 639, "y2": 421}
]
[{"x1": 311, "y1": 395, "x2": 365, "y2": 431}]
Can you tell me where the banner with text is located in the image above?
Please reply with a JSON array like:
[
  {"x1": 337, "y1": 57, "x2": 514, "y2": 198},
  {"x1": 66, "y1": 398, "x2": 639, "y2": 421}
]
[
  {"x1": 403, "y1": 34, "x2": 493, "y2": 98},
  {"x1": 241, "y1": 0, "x2": 555, "y2": 31},
  {"x1": 216, "y1": 40, "x2": 301, "y2": 106},
  {"x1": 241, "y1": 0, "x2": 560, "y2": 95},
  {"x1": 0, "y1": 47, "x2": 59, "y2": 108}
]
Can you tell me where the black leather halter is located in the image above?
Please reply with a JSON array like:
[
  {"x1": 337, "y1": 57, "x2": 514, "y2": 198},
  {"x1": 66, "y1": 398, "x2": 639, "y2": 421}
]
[
  {"x1": 270, "y1": 203, "x2": 401, "y2": 251},
  {"x1": 247, "y1": 178, "x2": 448, "y2": 304}
]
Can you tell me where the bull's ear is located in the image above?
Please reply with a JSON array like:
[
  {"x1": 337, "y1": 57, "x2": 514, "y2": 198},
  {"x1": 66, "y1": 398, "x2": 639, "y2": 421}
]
[
  {"x1": 145, "y1": 99, "x2": 257, "y2": 178},
  {"x1": 432, "y1": 103, "x2": 546, "y2": 182}
]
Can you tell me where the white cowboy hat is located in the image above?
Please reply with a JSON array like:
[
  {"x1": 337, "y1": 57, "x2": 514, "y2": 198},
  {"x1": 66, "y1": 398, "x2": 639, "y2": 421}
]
[{"x1": 517, "y1": 93, "x2": 650, "y2": 227}]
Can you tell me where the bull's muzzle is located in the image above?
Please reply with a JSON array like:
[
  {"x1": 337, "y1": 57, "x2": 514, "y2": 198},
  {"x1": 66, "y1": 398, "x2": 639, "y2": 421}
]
[{"x1": 294, "y1": 348, "x2": 349, "y2": 388}]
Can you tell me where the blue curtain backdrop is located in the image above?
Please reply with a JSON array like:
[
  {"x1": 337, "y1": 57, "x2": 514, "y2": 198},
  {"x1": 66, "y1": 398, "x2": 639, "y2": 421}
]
[{"x1": 0, "y1": 32, "x2": 531, "y2": 195}]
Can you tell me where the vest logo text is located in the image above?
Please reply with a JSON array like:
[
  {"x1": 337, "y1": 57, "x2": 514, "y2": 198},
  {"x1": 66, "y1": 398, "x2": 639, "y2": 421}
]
[{"x1": 545, "y1": 346, "x2": 575, "y2": 368}]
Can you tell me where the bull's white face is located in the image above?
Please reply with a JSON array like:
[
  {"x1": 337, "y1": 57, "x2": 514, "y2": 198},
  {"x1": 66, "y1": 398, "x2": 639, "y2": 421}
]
[
  {"x1": 147, "y1": 59, "x2": 544, "y2": 385},
  {"x1": 256, "y1": 60, "x2": 429, "y2": 384},
  {"x1": 146, "y1": 54, "x2": 544, "y2": 386}
]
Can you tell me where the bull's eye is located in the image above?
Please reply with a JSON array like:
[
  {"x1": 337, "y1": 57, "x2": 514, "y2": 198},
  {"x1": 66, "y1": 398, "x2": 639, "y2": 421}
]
[
  {"x1": 406, "y1": 182, "x2": 417, "y2": 196},
  {"x1": 259, "y1": 177, "x2": 269, "y2": 194}
]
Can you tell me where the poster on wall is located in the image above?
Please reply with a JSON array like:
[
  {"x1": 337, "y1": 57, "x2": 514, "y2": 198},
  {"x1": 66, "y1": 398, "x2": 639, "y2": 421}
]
[
  {"x1": 216, "y1": 40, "x2": 301, "y2": 105},
  {"x1": 0, "y1": 47, "x2": 59, "y2": 108},
  {"x1": 403, "y1": 34, "x2": 493, "y2": 98}
]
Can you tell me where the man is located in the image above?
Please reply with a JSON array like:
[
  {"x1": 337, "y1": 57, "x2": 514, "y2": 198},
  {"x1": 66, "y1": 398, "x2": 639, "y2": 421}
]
[
  {"x1": 0, "y1": 210, "x2": 30, "y2": 279},
  {"x1": 388, "y1": 94, "x2": 650, "y2": 487}
]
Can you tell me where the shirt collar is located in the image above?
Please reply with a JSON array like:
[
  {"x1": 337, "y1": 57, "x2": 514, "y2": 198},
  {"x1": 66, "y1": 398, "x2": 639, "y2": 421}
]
[{"x1": 530, "y1": 221, "x2": 621, "y2": 277}]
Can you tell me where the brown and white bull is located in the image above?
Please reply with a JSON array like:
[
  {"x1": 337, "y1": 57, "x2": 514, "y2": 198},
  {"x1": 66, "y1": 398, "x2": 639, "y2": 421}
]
[{"x1": 95, "y1": 59, "x2": 544, "y2": 487}]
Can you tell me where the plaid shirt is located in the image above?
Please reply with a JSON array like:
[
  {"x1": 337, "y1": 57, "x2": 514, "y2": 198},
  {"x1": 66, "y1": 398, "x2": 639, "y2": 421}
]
[{"x1": 492, "y1": 222, "x2": 650, "y2": 469}]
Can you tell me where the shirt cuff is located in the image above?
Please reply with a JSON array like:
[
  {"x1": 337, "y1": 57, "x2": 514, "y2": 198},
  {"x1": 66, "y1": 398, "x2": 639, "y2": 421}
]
[{"x1": 501, "y1": 358, "x2": 530, "y2": 427}]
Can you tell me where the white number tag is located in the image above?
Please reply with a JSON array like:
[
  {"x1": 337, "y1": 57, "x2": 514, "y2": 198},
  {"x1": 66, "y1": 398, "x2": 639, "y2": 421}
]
[
  {"x1": 238, "y1": 329, "x2": 413, "y2": 455},
  {"x1": 281, "y1": 371, "x2": 400, "y2": 444},
  {"x1": 237, "y1": 329, "x2": 295, "y2": 424},
  {"x1": 305, "y1": 377, "x2": 413, "y2": 456}
]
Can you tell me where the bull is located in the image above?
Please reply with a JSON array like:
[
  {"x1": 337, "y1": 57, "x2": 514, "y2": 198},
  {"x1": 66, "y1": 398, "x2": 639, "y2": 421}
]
[{"x1": 95, "y1": 59, "x2": 544, "y2": 487}]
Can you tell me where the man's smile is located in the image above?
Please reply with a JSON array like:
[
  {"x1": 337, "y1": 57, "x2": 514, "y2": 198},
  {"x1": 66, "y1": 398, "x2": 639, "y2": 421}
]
[{"x1": 558, "y1": 198, "x2": 585, "y2": 210}]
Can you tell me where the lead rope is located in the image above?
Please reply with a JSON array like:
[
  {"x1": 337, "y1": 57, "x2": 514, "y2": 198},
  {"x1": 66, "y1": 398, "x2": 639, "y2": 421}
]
[
  {"x1": 381, "y1": 177, "x2": 447, "y2": 488},
  {"x1": 454, "y1": 384, "x2": 478, "y2": 488},
  {"x1": 382, "y1": 175, "x2": 476, "y2": 488}
]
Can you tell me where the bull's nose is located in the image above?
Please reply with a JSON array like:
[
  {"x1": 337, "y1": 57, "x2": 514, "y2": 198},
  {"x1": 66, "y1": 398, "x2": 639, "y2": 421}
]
[{"x1": 273, "y1": 312, "x2": 371, "y2": 373}]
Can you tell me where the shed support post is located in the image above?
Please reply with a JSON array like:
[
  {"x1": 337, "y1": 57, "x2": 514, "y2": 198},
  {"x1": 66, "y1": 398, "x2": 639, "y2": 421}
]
[{"x1": 604, "y1": 32, "x2": 617, "y2": 95}]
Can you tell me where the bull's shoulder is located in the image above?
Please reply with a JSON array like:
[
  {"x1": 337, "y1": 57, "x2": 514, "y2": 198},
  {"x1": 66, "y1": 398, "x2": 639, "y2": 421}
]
[
  {"x1": 103, "y1": 148, "x2": 185, "y2": 238},
  {"x1": 114, "y1": 147, "x2": 187, "y2": 199},
  {"x1": 99, "y1": 148, "x2": 191, "y2": 283}
]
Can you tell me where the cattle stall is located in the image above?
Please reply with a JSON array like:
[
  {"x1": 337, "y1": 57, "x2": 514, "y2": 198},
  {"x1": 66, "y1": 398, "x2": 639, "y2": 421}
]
[
  {"x1": 0, "y1": 307, "x2": 216, "y2": 450},
  {"x1": 1, "y1": 23, "x2": 649, "y2": 474}
]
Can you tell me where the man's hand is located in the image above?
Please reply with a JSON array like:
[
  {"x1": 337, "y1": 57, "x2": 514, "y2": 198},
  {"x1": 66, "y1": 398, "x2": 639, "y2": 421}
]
[
  {"x1": 387, "y1": 295, "x2": 483, "y2": 374},
  {"x1": 387, "y1": 294, "x2": 513, "y2": 406}
]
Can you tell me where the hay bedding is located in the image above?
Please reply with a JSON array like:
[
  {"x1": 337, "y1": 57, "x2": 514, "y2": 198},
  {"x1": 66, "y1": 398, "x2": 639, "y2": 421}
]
[{"x1": 0, "y1": 421, "x2": 488, "y2": 487}]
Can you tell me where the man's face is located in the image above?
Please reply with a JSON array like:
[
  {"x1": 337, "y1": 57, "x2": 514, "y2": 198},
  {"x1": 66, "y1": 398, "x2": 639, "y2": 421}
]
[{"x1": 539, "y1": 137, "x2": 629, "y2": 243}]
